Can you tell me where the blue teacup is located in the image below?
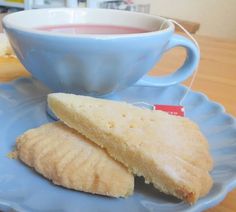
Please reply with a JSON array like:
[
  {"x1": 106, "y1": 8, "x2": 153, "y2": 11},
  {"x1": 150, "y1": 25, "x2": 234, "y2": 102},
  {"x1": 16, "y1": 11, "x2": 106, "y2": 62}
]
[{"x1": 3, "y1": 8, "x2": 199, "y2": 96}]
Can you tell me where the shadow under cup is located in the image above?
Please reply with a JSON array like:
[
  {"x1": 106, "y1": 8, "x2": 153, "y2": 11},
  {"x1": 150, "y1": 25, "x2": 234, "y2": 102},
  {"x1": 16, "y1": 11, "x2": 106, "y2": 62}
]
[{"x1": 3, "y1": 8, "x2": 200, "y2": 97}]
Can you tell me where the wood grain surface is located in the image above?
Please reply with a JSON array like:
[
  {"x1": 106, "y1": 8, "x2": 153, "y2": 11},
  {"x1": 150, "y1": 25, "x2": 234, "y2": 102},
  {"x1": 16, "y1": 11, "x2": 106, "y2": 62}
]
[{"x1": 0, "y1": 34, "x2": 235, "y2": 211}]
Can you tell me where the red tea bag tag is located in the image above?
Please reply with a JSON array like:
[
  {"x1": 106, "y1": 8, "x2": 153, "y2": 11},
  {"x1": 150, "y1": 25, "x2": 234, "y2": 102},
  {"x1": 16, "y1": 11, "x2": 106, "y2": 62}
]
[{"x1": 153, "y1": 105, "x2": 185, "y2": 117}]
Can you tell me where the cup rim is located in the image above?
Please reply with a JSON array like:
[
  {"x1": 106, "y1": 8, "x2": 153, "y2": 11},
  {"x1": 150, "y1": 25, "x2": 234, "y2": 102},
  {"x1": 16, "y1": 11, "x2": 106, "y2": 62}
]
[{"x1": 3, "y1": 8, "x2": 175, "y2": 39}]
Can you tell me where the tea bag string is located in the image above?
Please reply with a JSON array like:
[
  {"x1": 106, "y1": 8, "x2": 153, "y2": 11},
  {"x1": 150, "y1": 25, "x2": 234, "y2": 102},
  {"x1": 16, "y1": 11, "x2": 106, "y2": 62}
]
[
  {"x1": 132, "y1": 19, "x2": 200, "y2": 109},
  {"x1": 160, "y1": 19, "x2": 200, "y2": 106}
]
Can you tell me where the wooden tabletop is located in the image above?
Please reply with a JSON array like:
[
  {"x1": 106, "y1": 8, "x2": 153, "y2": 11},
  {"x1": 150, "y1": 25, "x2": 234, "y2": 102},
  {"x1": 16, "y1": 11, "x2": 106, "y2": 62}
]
[{"x1": 0, "y1": 34, "x2": 236, "y2": 211}]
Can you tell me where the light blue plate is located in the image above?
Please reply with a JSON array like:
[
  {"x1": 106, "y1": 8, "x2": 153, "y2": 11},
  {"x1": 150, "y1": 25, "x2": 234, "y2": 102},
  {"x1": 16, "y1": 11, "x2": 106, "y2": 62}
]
[{"x1": 0, "y1": 78, "x2": 236, "y2": 212}]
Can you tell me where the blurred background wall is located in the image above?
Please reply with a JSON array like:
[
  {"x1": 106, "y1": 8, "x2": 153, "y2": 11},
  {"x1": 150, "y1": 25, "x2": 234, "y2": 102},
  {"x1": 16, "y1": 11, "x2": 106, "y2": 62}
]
[{"x1": 148, "y1": 0, "x2": 236, "y2": 40}]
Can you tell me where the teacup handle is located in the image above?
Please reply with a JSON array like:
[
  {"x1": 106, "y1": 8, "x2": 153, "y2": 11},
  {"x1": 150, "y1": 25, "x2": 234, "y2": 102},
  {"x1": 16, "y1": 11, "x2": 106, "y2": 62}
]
[{"x1": 136, "y1": 34, "x2": 200, "y2": 87}]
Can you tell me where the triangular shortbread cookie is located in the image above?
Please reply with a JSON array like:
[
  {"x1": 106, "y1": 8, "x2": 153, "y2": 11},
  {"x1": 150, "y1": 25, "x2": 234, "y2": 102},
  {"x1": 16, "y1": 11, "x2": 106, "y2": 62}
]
[
  {"x1": 48, "y1": 93, "x2": 213, "y2": 203},
  {"x1": 16, "y1": 122, "x2": 134, "y2": 197}
]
